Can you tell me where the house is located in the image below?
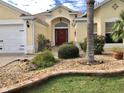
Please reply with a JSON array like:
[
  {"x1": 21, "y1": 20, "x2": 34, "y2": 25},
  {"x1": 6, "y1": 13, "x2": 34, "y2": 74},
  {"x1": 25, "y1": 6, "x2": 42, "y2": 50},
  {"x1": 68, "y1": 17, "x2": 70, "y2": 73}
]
[
  {"x1": 0, "y1": 0, "x2": 124, "y2": 54},
  {"x1": 35, "y1": 0, "x2": 124, "y2": 49},
  {"x1": 75, "y1": 0, "x2": 124, "y2": 48},
  {"x1": 0, "y1": 0, "x2": 46, "y2": 54}
]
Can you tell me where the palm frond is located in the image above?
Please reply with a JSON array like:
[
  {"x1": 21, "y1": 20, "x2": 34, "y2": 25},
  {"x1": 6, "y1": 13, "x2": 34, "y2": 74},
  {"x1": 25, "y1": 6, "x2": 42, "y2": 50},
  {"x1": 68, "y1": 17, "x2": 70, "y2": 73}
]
[{"x1": 120, "y1": 11, "x2": 124, "y2": 20}]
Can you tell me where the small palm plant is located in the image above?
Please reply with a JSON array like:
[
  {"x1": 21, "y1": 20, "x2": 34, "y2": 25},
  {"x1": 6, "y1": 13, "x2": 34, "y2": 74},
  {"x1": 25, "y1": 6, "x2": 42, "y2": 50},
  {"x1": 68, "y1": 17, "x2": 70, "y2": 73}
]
[
  {"x1": 111, "y1": 11, "x2": 124, "y2": 60},
  {"x1": 111, "y1": 11, "x2": 124, "y2": 41}
]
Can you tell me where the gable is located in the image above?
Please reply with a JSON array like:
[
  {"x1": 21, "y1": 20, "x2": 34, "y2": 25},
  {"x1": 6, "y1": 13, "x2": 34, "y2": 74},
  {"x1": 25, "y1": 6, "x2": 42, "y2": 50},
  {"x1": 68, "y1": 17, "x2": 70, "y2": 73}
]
[
  {"x1": 94, "y1": 0, "x2": 124, "y2": 22},
  {"x1": 49, "y1": 5, "x2": 75, "y2": 13},
  {"x1": 94, "y1": 0, "x2": 111, "y2": 9},
  {"x1": 0, "y1": 1, "x2": 30, "y2": 19},
  {"x1": 51, "y1": 6, "x2": 71, "y2": 16},
  {"x1": 95, "y1": 0, "x2": 124, "y2": 12},
  {"x1": 0, "y1": 4, "x2": 20, "y2": 19}
]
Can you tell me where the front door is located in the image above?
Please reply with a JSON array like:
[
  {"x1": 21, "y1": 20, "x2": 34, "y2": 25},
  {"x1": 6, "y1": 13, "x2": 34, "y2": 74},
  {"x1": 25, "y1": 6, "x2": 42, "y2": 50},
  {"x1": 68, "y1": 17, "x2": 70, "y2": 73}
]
[{"x1": 55, "y1": 29, "x2": 68, "y2": 46}]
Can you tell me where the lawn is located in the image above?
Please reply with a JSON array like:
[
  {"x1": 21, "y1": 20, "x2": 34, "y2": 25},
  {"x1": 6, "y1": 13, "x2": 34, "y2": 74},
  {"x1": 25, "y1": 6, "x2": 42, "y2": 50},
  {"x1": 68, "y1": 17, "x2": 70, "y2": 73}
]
[{"x1": 18, "y1": 74, "x2": 124, "y2": 93}]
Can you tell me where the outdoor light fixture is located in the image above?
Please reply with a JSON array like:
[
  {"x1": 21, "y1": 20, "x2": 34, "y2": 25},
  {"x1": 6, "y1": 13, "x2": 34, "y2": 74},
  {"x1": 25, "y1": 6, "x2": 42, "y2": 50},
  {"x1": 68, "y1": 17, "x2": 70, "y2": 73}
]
[
  {"x1": 60, "y1": 18, "x2": 62, "y2": 23},
  {"x1": 26, "y1": 20, "x2": 30, "y2": 28}
]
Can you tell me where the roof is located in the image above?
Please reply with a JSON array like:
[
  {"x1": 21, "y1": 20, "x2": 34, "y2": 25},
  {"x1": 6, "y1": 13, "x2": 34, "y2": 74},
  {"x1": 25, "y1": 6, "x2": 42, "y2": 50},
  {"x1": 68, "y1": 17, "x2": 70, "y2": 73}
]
[
  {"x1": 34, "y1": 5, "x2": 82, "y2": 26},
  {"x1": 47, "y1": 5, "x2": 78, "y2": 13},
  {"x1": 94, "y1": 0, "x2": 111, "y2": 9},
  {"x1": 81, "y1": 0, "x2": 112, "y2": 17},
  {"x1": 0, "y1": 0, "x2": 31, "y2": 15}
]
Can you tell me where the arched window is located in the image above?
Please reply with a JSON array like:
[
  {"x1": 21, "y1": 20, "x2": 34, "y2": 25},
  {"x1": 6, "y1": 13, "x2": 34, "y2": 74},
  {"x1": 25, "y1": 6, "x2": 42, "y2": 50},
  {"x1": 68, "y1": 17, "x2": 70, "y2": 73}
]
[{"x1": 55, "y1": 22, "x2": 68, "y2": 27}]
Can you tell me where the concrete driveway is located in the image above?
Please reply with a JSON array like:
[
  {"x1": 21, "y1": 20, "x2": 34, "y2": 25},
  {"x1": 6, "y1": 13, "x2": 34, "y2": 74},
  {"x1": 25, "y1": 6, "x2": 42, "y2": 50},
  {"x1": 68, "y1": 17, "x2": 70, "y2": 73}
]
[{"x1": 0, "y1": 54, "x2": 34, "y2": 67}]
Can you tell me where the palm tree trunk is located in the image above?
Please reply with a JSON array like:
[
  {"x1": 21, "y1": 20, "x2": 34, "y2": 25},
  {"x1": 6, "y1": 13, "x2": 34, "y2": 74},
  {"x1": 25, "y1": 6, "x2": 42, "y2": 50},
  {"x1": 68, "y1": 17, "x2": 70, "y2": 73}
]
[{"x1": 86, "y1": 0, "x2": 95, "y2": 64}]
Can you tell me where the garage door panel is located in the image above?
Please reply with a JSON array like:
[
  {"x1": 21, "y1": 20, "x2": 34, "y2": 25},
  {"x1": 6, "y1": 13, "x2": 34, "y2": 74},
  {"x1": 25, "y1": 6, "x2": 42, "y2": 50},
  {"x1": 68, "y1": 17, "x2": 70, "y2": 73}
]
[
  {"x1": 0, "y1": 24, "x2": 25, "y2": 53},
  {"x1": 4, "y1": 45, "x2": 25, "y2": 53}
]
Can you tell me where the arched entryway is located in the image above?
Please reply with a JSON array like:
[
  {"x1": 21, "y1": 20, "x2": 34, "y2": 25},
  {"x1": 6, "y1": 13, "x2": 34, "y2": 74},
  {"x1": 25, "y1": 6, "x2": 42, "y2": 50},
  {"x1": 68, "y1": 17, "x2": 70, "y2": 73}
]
[{"x1": 52, "y1": 17, "x2": 70, "y2": 46}]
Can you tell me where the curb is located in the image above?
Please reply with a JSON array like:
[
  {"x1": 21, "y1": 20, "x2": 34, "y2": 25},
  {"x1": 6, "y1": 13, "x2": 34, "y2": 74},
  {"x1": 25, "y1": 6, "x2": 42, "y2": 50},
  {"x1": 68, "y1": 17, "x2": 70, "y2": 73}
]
[{"x1": 0, "y1": 69, "x2": 124, "y2": 93}]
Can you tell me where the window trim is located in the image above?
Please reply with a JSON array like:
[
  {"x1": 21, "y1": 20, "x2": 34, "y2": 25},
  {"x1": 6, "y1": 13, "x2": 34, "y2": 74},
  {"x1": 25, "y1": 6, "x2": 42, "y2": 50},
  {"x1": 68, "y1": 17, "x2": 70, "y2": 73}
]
[{"x1": 105, "y1": 22, "x2": 123, "y2": 43}]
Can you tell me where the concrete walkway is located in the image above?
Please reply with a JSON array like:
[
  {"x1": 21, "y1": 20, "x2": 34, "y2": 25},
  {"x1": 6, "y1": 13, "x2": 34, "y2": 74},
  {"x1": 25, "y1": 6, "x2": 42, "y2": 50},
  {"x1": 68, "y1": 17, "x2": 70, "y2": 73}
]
[{"x1": 0, "y1": 54, "x2": 34, "y2": 67}]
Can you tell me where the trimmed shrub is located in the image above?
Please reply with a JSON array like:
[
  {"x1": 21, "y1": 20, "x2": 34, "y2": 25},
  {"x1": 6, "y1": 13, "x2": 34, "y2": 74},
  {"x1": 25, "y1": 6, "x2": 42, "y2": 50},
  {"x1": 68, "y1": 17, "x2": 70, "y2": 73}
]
[
  {"x1": 58, "y1": 44, "x2": 79, "y2": 59},
  {"x1": 38, "y1": 34, "x2": 50, "y2": 51},
  {"x1": 80, "y1": 35, "x2": 105, "y2": 54},
  {"x1": 32, "y1": 50, "x2": 56, "y2": 69}
]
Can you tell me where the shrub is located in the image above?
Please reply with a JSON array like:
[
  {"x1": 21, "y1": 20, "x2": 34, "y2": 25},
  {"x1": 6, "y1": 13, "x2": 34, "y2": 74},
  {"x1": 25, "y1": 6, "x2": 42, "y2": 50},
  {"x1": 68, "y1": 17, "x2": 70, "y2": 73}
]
[
  {"x1": 38, "y1": 34, "x2": 50, "y2": 51},
  {"x1": 80, "y1": 35, "x2": 105, "y2": 54},
  {"x1": 58, "y1": 44, "x2": 79, "y2": 59},
  {"x1": 64, "y1": 41, "x2": 74, "y2": 45},
  {"x1": 79, "y1": 39, "x2": 87, "y2": 52},
  {"x1": 32, "y1": 50, "x2": 56, "y2": 69}
]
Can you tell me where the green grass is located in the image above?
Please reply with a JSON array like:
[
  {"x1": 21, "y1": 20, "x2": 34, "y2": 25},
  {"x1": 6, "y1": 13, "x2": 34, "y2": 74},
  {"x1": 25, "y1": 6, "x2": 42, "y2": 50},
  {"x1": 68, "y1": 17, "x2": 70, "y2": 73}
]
[{"x1": 18, "y1": 74, "x2": 124, "y2": 93}]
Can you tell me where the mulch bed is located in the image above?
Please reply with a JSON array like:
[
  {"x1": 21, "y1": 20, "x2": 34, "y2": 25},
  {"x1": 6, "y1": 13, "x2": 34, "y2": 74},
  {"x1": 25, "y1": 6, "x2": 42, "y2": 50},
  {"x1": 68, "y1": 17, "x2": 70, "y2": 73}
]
[{"x1": 0, "y1": 55, "x2": 124, "y2": 88}]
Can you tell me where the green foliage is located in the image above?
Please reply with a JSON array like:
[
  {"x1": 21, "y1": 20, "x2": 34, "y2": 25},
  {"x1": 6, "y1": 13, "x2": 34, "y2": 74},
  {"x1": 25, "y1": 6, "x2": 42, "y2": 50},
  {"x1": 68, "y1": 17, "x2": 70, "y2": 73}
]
[
  {"x1": 64, "y1": 41, "x2": 74, "y2": 45},
  {"x1": 38, "y1": 34, "x2": 50, "y2": 51},
  {"x1": 58, "y1": 44, "x2": 79, "y2": 59},
  {"x1": 80, "y1": 35, "x2": 105, "y2": 54},
  {"x1": 111, "y1": 11, "x2": 124, "y2": 41},
  {"x1": 32, "y1": 50, "x2": 56, "y2": 69},
  {"x1": 79, "y1": 39, "x2": 87, "y2": 52}
]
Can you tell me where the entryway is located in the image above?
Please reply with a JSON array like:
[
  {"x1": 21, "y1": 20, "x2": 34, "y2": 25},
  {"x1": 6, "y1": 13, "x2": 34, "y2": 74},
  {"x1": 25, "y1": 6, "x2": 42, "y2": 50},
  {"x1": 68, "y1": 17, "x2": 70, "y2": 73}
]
[
  {"x1": 51, "y1": 17, "x2": 70, "y2": 46},
  {"x1": 55, "y1": 29, "x2": 68, "y2": 46}
]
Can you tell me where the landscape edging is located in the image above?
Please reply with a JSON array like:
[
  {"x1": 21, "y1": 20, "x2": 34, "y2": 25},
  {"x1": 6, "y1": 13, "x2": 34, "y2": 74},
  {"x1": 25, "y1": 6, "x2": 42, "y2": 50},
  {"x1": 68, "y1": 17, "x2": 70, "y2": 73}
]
[{"x1": 1, "y1": 69, "x2": 124, "y2": 93}]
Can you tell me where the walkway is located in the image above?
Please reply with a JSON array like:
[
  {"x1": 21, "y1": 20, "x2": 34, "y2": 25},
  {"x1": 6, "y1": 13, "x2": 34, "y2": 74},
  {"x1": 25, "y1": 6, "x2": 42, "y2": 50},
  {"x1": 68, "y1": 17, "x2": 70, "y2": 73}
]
[{"x1": 0, "y1": 54, "x2": 34, "y2": 67}]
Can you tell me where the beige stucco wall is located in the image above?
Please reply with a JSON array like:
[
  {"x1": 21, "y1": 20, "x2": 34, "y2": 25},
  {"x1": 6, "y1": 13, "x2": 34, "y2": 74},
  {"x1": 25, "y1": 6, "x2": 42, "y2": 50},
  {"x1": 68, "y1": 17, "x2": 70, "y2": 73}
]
[
  {"x1": 34, "y1": 21, "x2": 48, "y2": 52},
  {"x1": 94, "y1": 0, "x2": 124, "y2": 36},
  {"x1": 0, "y1": 3, "x2": 21, "y2": 19},
  {"x1": 44, "y1": 7, "x2": 77, "y2": 45},
  {"x1": 75, "y1": 20, "x2": 87, "y2": 42},
  {"x1": 26, "y1": 20, "x2": 34, "y2": 53}
]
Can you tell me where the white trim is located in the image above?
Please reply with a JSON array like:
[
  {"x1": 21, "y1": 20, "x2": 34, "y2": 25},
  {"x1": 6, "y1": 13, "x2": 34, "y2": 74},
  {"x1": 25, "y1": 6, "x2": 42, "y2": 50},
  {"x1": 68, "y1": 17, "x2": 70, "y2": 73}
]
[
  {"x1": 23, "y1": 20, "x2": 27, "y2": 54},
  {"x1": 32, "y1": 20, "x2": 35, "y2": 53},
  {"x1": 74, "y1": 18, "x2": 87, "y2": 22},
  {"x1": 54, "y1": 27, "x2": 68, "y2": 29},
  {"x1": 21, "y1": 16, "x2": 36, "y2": 20},
  {"x1": 52, "y1": 26, "x2": 55, "y2": 46},
  {"x1": 104, "y1": 44, "x2": 124, "y2": 48},
  {"x1": 0, "y1": 19, "x2": 24, "y2": 25},
  {"x1": 105, "y1": 17, "x2": 119, "y2": 22}
]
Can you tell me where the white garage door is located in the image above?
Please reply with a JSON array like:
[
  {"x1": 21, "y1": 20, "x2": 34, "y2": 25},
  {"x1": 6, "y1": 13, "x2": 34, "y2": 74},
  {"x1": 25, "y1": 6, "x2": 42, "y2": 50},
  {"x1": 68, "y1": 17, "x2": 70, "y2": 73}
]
[{"x1": 0, "y1": 24, "x2": 25, "y2": 53}]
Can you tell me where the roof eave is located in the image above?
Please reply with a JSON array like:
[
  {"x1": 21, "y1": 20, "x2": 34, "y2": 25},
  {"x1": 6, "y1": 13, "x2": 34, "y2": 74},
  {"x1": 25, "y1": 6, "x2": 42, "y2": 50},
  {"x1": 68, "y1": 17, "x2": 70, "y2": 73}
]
[{"x1": 94, "y1": 0, "x2": 111, "y2": 10}]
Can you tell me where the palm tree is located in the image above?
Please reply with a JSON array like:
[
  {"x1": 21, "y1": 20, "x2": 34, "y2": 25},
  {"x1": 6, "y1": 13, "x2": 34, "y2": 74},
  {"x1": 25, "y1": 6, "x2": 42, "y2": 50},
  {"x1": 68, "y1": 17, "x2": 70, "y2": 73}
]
[
  {"x1": 86, "y1": 0, "x2": 95, "y2": 64},
  {"x1": 112, "y1": 11, "x2": 124, "y2": 41}
]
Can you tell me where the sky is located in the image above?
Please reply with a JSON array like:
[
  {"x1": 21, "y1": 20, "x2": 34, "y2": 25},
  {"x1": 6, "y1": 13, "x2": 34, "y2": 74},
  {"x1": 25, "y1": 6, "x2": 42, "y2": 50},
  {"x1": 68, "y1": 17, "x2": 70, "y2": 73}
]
[{"x1": 2, "y1": 0, "x2": 104, "y2": 14}]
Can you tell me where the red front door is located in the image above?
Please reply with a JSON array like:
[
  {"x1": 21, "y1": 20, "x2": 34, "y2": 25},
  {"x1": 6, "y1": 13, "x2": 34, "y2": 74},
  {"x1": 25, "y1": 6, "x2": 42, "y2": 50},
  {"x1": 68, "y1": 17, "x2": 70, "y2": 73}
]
[{"x1": 55, "y1": 29, "x2": 68, "y2": 46}]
